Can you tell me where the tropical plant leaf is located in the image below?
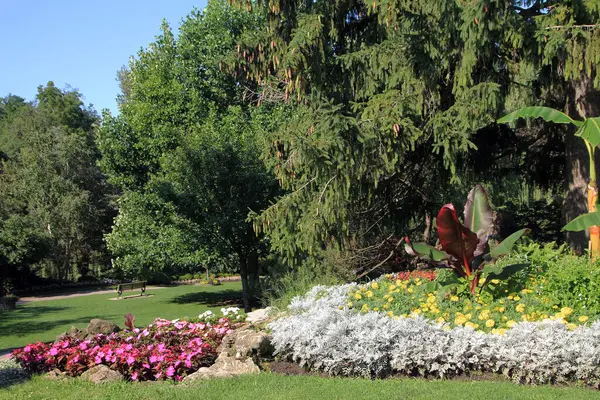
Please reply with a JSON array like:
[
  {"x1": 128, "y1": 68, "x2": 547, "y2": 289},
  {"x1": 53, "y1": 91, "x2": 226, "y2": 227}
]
[
  {"x1": 482, "y1": 263, "x2": 529, "y2": 281},
  {"x1": 436, "y1": 204, "x2": 479, "y2": 268},
  {"x1": 497, "y1": 106, "x2": 583, "y2": 127},
  {"x1": 404, "y1": 237, "x2": 449, "y2": 261},
  {"x1": 489, "y1": 228, "x2": 528, "y2": 259},
  {"x1": 464, "y1": 184, "x2": 493, "y2": 256},
  {"x1": 563, "y1": 211, "x2": 600, "y2": 231},
  {"x1": 575, "y1": 117, "x2": 600, "y2": 147}
]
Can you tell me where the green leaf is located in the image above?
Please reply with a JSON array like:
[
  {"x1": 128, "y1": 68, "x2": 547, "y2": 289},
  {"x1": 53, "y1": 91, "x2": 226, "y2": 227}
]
[
  {"x1": 575, "y1": 118, "x2": 600, "y2": 147},
  {"x1": 489, "y1": 228, "x2": 528, "y2": 259},
  {"x1": 497, "y1": 106, "x2": 583, "y2": 127},
  {"x1": 563, "y1": 211, "x2": 600, "y2": 231},
  {"x1": 404, "y1": 238, "x2": 449, "y2": 262},
  {"x1": 483, "y1": 263, "x2": 529, "y2": 281}
]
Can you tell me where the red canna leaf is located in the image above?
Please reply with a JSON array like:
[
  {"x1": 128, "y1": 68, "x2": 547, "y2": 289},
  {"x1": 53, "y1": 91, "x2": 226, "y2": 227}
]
[{"x1": 436, "y1": 204, "x2": 478, "y2": 275}]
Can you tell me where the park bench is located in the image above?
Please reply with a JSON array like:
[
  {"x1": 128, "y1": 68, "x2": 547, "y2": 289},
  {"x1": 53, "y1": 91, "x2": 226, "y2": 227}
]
[{"x1": 116, "y1": 281, "x2": 147, "y2": 297}]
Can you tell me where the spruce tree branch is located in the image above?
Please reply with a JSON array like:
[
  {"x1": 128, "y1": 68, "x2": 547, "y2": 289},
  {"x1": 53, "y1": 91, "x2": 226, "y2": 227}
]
[
  {"x1": 545, "y1": 24, "x2": 600, "y2": 31},
  {"x1": 318, "y1": 174, "x2": 337, "y2": 202},
  {"x1": 355, "y1": 236, "x2": 403, "y2": 279}
]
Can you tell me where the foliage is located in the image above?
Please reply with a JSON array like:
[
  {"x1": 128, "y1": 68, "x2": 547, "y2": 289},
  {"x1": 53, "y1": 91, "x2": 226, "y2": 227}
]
[
  {"x1": 270, "y1": 284, "x2": 600, "y2": 386},
  {"x1": 12, "y1": 314, "x2": 241, "y2": 382},
  {"x1": 97, "y1": 1, "x2": 278, "y2": 310},
  {"x1": 0, "y1": 83, "x2": 114, "y2": 288},
  {"x1": 225, "y1": 0, "x2": 600, "y2": 272},
  {"x1": 405, "y1": 185, "x2": 527, "y2": 294}
]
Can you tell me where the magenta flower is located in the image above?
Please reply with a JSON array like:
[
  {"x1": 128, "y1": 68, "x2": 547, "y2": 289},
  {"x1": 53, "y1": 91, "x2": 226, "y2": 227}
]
[
  {"x1": 166, "y1": 366, "x2": 175, "y2": 377},
  {"x1": 131, "y1": 371, "x2": 138, "y2": 380}
]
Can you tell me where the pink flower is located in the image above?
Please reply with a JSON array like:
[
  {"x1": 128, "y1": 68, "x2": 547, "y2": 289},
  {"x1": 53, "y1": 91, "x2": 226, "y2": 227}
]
[
  {"x1": 23, "y1": 345, "x2": 31, "y2": 353},
  {"x1": 79, "y1": 342, "x2": 88, "y2": 350},
  {"x1": 131, "y1": 371, "x2": 139, "y2": 381},
  {"x1": 49, "y1": 347, "x2": 59, "y2": 356},
  {"x1": 94, "y1": 356, "x2": 102, "y2": 364},
  {"x1": 126, "y1": 355, "x2": 135, "y2": 365},
  {"x1": 166, "y1": 366, "x2": 175, "y2": 377},
  {"x1": 149, "y1": 355, "x2": 158, "y2": 363},
  {"x1": 142, "y1": 363, "x2": 150, "y2": 369},
  {"x1": 154, "y1": 372, "x2": 162, "y2": 380}
]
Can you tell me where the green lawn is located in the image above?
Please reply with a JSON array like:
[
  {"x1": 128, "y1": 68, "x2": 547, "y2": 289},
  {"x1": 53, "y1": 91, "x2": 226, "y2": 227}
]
[
  {"x1": 1, "y1": 373, "x2": 599, "y2": 400},
  {"x1": 0, "y1": 282, "x2": 242, "y2": 351}
]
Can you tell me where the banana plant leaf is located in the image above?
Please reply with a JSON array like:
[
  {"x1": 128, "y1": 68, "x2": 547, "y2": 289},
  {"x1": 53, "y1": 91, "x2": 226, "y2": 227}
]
[
  {"x1": 404, "y1": 237, "x2": 449, "y2": 262},
  {"x1": 481, "y1": 263, "x2": 530, "y2": 281},
  {"x1": 437, "y1": 204, "x2": 479, "y2": 266},
  {"x1": 563, "y1": 211, "x2": 600, "y2": 232},
  {"x1": 497, "y1": 106, "x2": 583, "y2": 127},
  {"x1": 575, "y1": 117, "x2": 600, "y2": 147},
  {"x1": 464, "y1": 184, "x2": 493, "y2": 256},
  {"x1": 489, "y1": 228, "x2": 529, "y2": 259}
]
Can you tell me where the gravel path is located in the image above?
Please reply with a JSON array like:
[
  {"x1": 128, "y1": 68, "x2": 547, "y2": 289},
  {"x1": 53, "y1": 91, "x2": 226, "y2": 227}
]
[{"x1": 16, "y1": 286, "x2": 166, "y2": 304}]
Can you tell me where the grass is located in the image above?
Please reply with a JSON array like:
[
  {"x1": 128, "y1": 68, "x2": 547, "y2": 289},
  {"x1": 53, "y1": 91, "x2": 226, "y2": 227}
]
[
  {"x1": 1, "y1": 373, "x2": 599, "y2": 400},
  {"x1": 0, "y1": 282, "x2": 242, "y2": 352}
]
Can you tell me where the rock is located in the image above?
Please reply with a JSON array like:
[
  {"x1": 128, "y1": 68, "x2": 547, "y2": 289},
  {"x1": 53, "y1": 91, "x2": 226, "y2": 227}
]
[
  {"x1": 246, "y1": 307, "x2": 274, "y2": 324},
  {"x1": 44, "y1": 369, "x2": 69, "y2": 381},
  {"x1": 183, "y1": 354, "x2": 259, "y2": 382},
  {"x1": 55, "y1": 326, "x2": 83, "y2": 343},
  {"x1": 217, "y1": 327, "x2": 273, "y2": 361},
  {"x1": 85, "y1": 319, "x2": 121, "y2": 337},
  {"x1": 80, "y1": 365, "x2": 123, "y2": 384}
]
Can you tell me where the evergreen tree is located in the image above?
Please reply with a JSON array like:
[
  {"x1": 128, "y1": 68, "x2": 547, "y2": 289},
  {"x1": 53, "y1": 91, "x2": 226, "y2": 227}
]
[{"x1": 227, "y1": 0, "x2": 600, "y2": 270}]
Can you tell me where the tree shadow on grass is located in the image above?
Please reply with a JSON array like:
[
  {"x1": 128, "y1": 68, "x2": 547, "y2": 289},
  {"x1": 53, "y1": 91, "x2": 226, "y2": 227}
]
[{"x1": 168, "y1": 289, "x2": 243, "y2": 308}]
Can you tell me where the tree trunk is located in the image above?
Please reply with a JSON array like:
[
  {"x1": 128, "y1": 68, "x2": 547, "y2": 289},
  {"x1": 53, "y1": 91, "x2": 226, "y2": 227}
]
[
  {"x1": 239, "y1": 255, "x2": 251, "y2": 312},
  {"x1": 564, "y1": 76, "x2": 600, "y2": 253},
  {"x1": 247, "y1": 249, "x2": 260, "y2": 306}
]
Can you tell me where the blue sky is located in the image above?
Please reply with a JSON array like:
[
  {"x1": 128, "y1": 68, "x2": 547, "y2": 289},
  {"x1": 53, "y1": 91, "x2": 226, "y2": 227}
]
[{"x1": 1, "y1": 0, "x2": 207, "y2": 115}]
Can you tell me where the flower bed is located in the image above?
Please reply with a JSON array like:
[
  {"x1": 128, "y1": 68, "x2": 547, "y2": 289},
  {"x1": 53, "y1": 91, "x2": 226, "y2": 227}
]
[
  {"x1": 12, "y1": 309, "x2": 245, "y2": 382},
  {"x1": 346, "y1": 274, "x2": 592, "y2": 334},
  {"x1": 269, "y1": 284, "x2": 600, "y2": 387}
]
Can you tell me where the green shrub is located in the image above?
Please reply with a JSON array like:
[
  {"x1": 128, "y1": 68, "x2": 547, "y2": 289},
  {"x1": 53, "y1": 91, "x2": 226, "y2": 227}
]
[
  {"x1": 193, "y1": 273, "x2": 203, "y2": 280},
  {"x1": 180, "y1": 273, "x2": 193, "y2": 281}
]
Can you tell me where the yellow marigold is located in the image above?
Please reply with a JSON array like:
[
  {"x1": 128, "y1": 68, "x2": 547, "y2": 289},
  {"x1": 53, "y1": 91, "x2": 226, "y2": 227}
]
[
  {"x1": 513, "y1": 295, "x2": 521, "y2": 301},
  {"x1": 454, "y1": 315, "x2": 467, "y2": 325},
  {"x1": 450, "y1": 296, "x2": 459, "y2": 302},
  {"x1": 485, "y1": 319, "x2": 495, "y2": 328},
  {"x1": 579, "y1": 315, "x2": 589, "y2": 323},
  {"x1": 553, "y1": 305, "x2": 559, "y2": 309},
  {"x1": 490, "y1": 279, "x2": 500, "y2": 284},
  {"x1": 338, "y1": 305, "x2": 344, "y2": 310},
  {"x1": 395, "y1": 279, "x2": 402, "y2": 286},
  {"x1": 498, "y1": 307, "x2": 505, "y2": 313},
  {"x1": 387, "y1": 311, "x2": 394, "y2": 317},
  {"x1": 436, "y1": 316, "x2": 445, "y2": 324},
  {"x1": 407, "y1": 287, "x2": 414, "y2": 293},
  {"x1": 373, "y1": 307, "x2": 380, "y2": 312},
  {"x1": 412, "y1": 308, "x2": 422, "y2": 315},
  {"x1": 516, "y1": 304, "x2": 525, "y2": 313},
  {"x1": 465, "y1": 322, "x2": 479, "y2": 329},
  {"x1": 478, "y1": 311, "x2": 490, "y2": 320},
  {"x1": 506, "y1": 320, "x2": 516, "y2": 328},
  {"x1": 464, "y1": 313, "x2": 472, "y2": 320},
  {"x1": 383, "y1": 303, "x2": 389, "y2": 310},
  {"x1": 371, "y1": 282, "x2": 379, "y2": 290},
  {"x1": 347, "y1": 302, "x2": 353, "y2": 308},
  {"x1": 366, "y1": 290, "x2": 374, "y2": 298},
  {"x1": 387, "y1": 297, "x2": 393, "y2": 302},
  {"x1": 561, "y1": 307, "x2": 573, "y2": 316},
  {"x1": 388, "y1": 284, "x2": 396, "y2": 291},
  {"x1": 567, "y1": 323, "x2": 578, "y2": 330},
  {"x1": 354, "y1": 293, "x2": 362, "y2": 300},
  {"x1": 361, "y1": 304, "x2": 369, "y2": 313}
]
